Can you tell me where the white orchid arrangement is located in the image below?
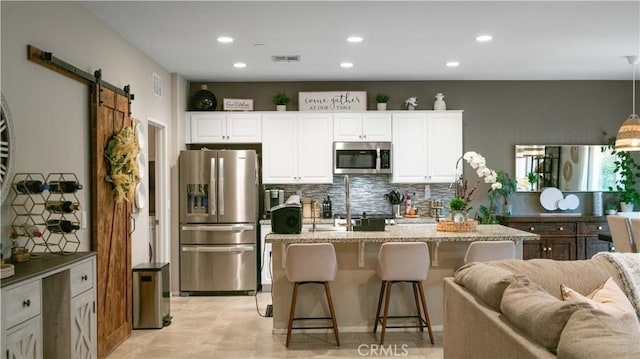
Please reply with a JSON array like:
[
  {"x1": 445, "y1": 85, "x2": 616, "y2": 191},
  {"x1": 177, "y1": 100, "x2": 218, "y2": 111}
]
[
  {"x1": 461, "y1": 151, "x2": 502, "y2": 191},
  {"x1": 404, "y1": 97, "x2": 418, "y2": 108},
  {"x1": 454, "y1": 151, "x2": 517, "y2": 223},
  {"x1": 451, "y1": 151, "x2": 501, "y2": 213}
]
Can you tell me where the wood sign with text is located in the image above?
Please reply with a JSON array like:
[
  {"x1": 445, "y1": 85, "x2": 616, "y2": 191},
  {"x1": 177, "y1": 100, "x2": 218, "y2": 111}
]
[
  {"x1": 299, "y1": 91, "x2": 366, "y2": 111},
  {"x1": 223, "y1": 98, "x2": 254, "y2": 111}
]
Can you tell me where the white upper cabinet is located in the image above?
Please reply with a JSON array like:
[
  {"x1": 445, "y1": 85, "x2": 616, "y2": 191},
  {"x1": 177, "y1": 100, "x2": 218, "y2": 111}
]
[
  {"x1": 262, "y1": 113, "x2": 333, "y2": 184},
  {"x1": 333, "y1": 112, "x2": 391, "y2": 142},
  {"x1": 426, "y1": 112, "x2": 463, "y2": 183},
  {"x1": 187, "y1": 112, "x2": 261, "y2": 143},
  {"x1": 392, "y1": 111, "x2": 463, "y2": 183},
  {"x1": 297, "y1": 113, "x2": 334, "y2": 183}
]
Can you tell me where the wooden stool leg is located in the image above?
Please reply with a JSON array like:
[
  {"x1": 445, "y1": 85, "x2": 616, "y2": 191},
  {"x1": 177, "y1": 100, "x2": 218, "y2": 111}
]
[
  {"x1": 380, "y1": 281, "x2": 393, "y2": 345},
  {"x1": 373, "y1": 281, "x2": 387, "y2": 334},
  {"x1": 417, "y1": 282, "x2": 434, "y2": 344},
  {"x1": 324, "y1": 282, "x2": 340, "y2": 346},
  {"x1": 286, "y1": 282, "x2": 299, "y2": 347},
  {"x1": 412, "y1": 282, "x2": 424, "y2": 332}
]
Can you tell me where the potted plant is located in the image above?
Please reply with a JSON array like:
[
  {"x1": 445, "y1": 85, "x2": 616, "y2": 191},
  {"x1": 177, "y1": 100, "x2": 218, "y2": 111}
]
[
  {"x1": 449, "y1": 197, "x2": 468, "y2": 223},
  {"x1": 272, "y1": 91, "x2": 290, "y2": 111},
  {"x1": 493, "y1": 170, "x2": 517, "y2": 216},
  {"x1": 606, "y1": 201, "x2": 618, "y2": 215},
  {"x1": 375, "y1": 93, "x2": 390, "y2": 111},
  {"x1": 606, "y1": 140, "x2": 640, "y2": 211}
]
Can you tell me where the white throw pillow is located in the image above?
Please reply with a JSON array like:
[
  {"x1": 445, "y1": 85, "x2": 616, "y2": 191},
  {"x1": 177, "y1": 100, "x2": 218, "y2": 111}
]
[{"x1": 561, "y1": 277, "x2": 640, "y2": 332}]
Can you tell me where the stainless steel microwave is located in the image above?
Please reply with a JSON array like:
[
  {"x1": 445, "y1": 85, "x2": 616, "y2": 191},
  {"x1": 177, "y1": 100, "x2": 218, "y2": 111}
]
[{"x1": 334, "y1": 142, "x2": 392, "y2": 174}]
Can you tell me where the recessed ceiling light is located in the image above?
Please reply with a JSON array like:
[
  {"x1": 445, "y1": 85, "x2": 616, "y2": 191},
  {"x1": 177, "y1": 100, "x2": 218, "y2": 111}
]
[
  {"x1": 347, "y1": 36, "x2": 363, "y2": 43},
  {"x1": 476, "y1": 35, "x2": 493, "y2": 42},
  {"x1": 217, "y1": 36, "x2": 234, "y2": 43},
  {"x1": 446, "y1": 61, "x2": 460, "y2": 67},
  {"x1": 340, "y1": 62, "x2": 354, "y2": 68},
  {"x1": 233, "y1": 62, "x2": 247, "y2": 68}
]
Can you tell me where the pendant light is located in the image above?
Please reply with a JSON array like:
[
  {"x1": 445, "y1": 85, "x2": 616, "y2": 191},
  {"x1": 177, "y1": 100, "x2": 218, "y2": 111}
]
[{"x1": 615, "y1": 56, "x2": 640, "y2": 151}]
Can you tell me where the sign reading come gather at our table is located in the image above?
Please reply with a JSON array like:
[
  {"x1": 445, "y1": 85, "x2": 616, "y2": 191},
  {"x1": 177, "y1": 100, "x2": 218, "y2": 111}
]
[{"x1": 298, "y1": 91, "x2": 367, "y2": 111}]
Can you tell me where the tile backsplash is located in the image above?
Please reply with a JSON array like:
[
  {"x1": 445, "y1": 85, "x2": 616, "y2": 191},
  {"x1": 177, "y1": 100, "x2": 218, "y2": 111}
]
[{"x1": 265, "y1": 174, "x2": 455, "y2": 218}]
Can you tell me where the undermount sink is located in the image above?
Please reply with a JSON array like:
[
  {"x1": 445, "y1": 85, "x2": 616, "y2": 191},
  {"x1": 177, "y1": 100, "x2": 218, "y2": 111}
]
[{"x1": 307, "y1": 226, "x2": 347, "y2": 232}]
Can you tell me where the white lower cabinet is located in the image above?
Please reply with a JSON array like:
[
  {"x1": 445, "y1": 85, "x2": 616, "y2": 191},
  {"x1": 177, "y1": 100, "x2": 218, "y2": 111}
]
[
  {"x1": 262, "y1": 113, "x2": 333, "y2": 184},
  {"x1": 70, "y1": 289, "x2": 97, "y2": 359},
  {"x1": 1, "y1": 255, "x2": 96, "y2": 359},
  {"x1": 392, "y1": 111, "x2": 463, "y2": 183},
  {"x1": 5, "y1": 315, "x2": 42, "y2": 359}
]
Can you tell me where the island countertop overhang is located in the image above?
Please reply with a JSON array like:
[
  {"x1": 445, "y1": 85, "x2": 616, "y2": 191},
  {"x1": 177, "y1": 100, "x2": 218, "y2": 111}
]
[
  {"x1": 265, "y1": 224, "x2": 539, "y2": 244},
  {"x1": 266, "y1": 224, "x2": 539, "y2": 267}
]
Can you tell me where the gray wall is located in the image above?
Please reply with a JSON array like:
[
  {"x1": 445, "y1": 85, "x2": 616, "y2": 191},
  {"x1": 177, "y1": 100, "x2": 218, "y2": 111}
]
[{"x1": 191, "y1": 81, "x2": 632, "y2": 215}]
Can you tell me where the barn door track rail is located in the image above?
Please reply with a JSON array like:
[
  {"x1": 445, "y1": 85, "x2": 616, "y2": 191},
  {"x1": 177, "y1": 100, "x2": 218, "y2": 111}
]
[{"x1": 27, "y1": 44, "x2": 134, "y2": 104}]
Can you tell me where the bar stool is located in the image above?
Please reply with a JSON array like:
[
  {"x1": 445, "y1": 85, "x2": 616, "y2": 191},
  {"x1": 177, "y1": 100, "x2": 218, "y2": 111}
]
[
  {"x1": 463, "y1": 240, "x2": 516, "y2": 264},
  {"x1": 285, "y1": 243, "x2": 340, "y2": 347},
  {"x1": 374, "y1": 242, "x2": 434, "y2": 345}
]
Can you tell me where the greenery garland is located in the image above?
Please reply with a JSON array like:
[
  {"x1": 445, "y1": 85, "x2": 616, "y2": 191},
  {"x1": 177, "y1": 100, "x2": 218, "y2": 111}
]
[{"x1": 104, "y1": 126, "x2": 139, "y2": 202}]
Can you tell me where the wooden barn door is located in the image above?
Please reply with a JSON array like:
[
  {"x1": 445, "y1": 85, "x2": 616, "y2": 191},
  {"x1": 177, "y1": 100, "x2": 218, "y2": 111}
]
[{"x1": 91, "y1": 84, "x2": 132, "y2": 358}]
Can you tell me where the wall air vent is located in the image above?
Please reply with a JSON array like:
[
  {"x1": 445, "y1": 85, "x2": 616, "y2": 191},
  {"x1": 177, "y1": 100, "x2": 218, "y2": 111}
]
[{"x1": 271, "y1": 55, "x2": 301, "y2": 63}]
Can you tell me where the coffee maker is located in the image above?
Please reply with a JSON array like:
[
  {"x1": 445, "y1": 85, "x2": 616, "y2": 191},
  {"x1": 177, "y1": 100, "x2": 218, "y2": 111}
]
[{"x1": 264, "y1": 189, "x2": 284, "y2": 218}]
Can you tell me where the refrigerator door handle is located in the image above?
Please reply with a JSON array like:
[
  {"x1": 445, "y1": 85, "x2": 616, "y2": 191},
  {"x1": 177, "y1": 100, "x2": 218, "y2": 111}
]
[
  {"x1": 181, "y1": 245, "x2": 254, "y2": 253},
  {"x1": 210, "y1": 157, "x2": 216, "y2": 215},
  {"x1": 181, "y1": 224, "x2": 255, "y2": 232},
  {"x1": 219, "y1": 157, "x2": 224, "y2": 215}
]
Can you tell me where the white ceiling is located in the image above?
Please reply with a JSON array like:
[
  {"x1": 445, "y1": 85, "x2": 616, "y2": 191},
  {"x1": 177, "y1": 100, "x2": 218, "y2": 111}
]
[{"x1": 83, "y1": 1, "x2": 640, "y2": 81}]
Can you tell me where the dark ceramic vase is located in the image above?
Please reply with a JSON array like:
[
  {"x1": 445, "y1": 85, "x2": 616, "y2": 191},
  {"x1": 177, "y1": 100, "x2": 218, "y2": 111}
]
[{"x1": 189, "y1": 84, "x2": 217, "y2": 111}]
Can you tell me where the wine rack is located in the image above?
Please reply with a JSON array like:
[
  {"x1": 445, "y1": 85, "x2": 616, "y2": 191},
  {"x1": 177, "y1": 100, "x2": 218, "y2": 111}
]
[{"x1": 11, "y1": 172, "x2": 82, "y2": 254}]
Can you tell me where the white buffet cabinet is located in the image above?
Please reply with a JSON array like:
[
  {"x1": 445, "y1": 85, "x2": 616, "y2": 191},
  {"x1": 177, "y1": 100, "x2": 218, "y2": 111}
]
[{"x1": 1, "y1": 253, "x2": 97, "y2": 359}]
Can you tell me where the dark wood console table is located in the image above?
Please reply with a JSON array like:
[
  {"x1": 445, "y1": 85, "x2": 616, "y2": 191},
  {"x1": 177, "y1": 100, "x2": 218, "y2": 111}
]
[{"x1": 498, "y1": 215, "x2": 611, "y2": 260}]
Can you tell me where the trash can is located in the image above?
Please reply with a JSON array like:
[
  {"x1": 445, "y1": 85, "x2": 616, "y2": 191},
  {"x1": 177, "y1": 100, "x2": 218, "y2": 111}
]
[{"x1": 133, "y1": 262, "x2": 171, "y2": 329}]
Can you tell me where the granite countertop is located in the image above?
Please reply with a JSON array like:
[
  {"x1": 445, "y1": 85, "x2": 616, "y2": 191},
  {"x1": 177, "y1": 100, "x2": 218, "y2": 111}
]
[
  {"x1": 1, "y1": 252, "x2": 96, "y2": 288},
  {"x1": 265, "y1": 224, "x2": 539, "y2": 244},
  {"x1": 259, "y1": 216, "x2": 437, "y2": 226}
]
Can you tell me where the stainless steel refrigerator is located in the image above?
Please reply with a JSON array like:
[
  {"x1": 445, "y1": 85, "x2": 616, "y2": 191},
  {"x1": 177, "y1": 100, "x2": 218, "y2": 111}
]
[{"x1": 179, "y1": 149, "x2": 258, "y2": 294}]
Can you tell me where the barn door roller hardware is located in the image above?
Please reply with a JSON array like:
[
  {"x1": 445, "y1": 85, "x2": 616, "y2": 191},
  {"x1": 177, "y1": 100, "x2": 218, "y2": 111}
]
[{"x1": 27, "y1": 44, "x2": 134, "y2": 102}]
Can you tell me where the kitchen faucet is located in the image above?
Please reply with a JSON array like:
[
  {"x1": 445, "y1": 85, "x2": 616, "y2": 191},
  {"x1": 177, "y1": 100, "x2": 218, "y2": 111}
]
[{"x1": 344, "y1": 175, "x2": 352, "y2": 231}]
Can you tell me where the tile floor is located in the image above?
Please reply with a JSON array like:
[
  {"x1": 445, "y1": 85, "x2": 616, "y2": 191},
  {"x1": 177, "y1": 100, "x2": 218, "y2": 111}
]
[{"x1": 107, "y1": 292, "x2": 443, "y2": 358}]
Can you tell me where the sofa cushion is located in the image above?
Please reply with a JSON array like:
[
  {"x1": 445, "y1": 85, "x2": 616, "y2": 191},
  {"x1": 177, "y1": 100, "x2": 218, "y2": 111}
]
[
  {"x1": 500, "y1": 278, "x2": 592, "y2": 352},
  {"x1": 561, "y1": 277, "x2": 640, "y2": 332},
  {"x1": 490, "y1": 258, "x2": 622, "y2": 299},
  {"x1": 453, "y1": 262, "x2": 519, "y2": 311},
  {"x1": 556, "y1": 308, "x2": 640, "y2": 359}
]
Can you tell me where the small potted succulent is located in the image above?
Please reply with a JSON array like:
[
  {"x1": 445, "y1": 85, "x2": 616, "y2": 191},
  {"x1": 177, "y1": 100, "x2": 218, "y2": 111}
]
[
  {"x1": 449, "y1": 197, "x2": 468, "y2": 223},
  {"x1": 375, "y1": 93, "x2": 390, "y2": 111},
  {"x1": 272, "y1": 91, "x2": 291, "y2": 111}
]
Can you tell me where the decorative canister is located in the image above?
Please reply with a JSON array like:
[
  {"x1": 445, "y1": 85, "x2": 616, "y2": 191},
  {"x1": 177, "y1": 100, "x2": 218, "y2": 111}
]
[
  {"x1": 189, "y1": 84, "x2": 217, "y2": 111},
  {"x1": 434, "y1": 93, "x2": 446, "y2": 110},
  {"x1": 592, "y1": 191, "x2": 603, "y2": 216}
]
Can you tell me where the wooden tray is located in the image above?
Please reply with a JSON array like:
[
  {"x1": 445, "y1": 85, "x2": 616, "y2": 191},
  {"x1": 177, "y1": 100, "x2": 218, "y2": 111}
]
[{"x1": 436, "y1": 219, "x2": 478, "y2": 232}]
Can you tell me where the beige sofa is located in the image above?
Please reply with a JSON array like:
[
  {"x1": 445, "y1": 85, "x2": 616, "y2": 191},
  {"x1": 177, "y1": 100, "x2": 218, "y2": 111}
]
[{"x1": 443, "y1": 255, "x2": 640, "y2": 359}]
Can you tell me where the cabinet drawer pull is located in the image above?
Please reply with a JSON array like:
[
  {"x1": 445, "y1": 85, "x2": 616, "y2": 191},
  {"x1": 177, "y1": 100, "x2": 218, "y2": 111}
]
[
  {"x1": 559, "y1": 227, "x2": 564, "y2": 231},
  {"x1": 23, "y1": 299, "x2": 31, "y2": 307},
  {"x1": 598, "y1": 226, "x2": 603, "y2": 230},
  {"x1": 530, "y1": 227, "x2": 535, "y2": 231},
  {"x1": 548, "y1": 247, "x2": 552, "y2": 251},
  {"x1": 82, "y1": 274, "x2": 88, "y2": 281},
  {"x1": 542, "y1": 247, "x2": 547, "y2": 251}
]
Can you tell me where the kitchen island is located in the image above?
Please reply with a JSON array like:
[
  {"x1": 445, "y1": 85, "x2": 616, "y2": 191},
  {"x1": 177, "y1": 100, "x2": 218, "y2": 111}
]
[{"x1": 265, "y1": 224, "x2": 538, "y2": 333}]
